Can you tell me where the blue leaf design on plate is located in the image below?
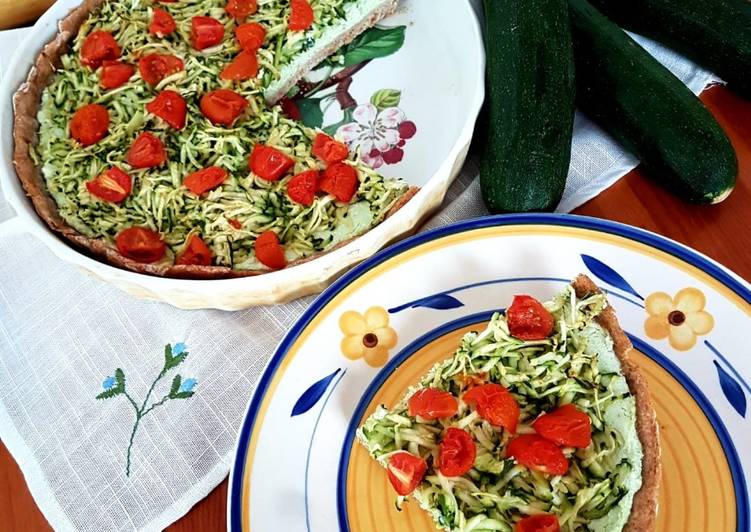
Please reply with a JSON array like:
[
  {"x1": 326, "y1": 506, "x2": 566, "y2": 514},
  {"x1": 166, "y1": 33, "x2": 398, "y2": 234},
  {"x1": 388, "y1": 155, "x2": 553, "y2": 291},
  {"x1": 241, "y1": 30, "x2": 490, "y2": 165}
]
[
  {"x1": 714, "y1": 361, "x2": 747, "y2": 418},
  {"x1": 389, "y1": 293, "x2": 465, "y2": 313},
  {"x1": 291, "y1": 368, "x2": 341, "y2": 417},
  {"x1": 581, "y1": 254, "x2": 643, "y2": 300}
]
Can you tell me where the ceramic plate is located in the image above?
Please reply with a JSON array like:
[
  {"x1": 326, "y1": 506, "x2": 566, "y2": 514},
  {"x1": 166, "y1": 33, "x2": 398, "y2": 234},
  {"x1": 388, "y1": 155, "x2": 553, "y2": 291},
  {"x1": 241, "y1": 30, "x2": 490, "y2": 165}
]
[
  {"x1": 0, "y1": 0, "x2": 484, "y2": 309},
  {"x1": 228, "y1": 214, "x2": 751, "y2": 531}
]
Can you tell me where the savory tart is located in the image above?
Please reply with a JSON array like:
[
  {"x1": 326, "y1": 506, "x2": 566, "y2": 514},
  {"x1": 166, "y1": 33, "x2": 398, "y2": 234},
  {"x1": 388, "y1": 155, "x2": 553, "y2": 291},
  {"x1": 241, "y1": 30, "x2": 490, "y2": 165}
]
[
  {"x1": 13, "y1": 0, "x2": 412, "y2": 278},
  {"x1": 357, "y1": 275, "x2": 661, "y2": 532}
]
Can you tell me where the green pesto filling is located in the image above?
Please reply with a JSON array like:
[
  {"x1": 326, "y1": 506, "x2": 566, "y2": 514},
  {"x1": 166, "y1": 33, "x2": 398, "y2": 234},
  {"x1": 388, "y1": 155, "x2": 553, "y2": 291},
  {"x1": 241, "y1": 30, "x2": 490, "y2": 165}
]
[
  {"x1": 357, "y1": 287, "x2": 643, "y2": 532},
  {"x1": 31, "y1": 0, "x2": 406, "y2": 270}
]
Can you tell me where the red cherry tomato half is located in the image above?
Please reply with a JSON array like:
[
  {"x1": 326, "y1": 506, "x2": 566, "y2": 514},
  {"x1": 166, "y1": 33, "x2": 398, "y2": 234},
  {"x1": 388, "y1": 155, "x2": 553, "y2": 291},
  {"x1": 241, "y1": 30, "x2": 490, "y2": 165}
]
[
  {"x1": 81, "y1": 30, "x2": 121, "y2": 69},
  {"x1": 191, "y1": 16, "x2": 225, "y2": 50},
  {"x1": 138, "y1": 53, "x2": 184, "y2": 85},
  {"x1": 149, "y1": 9, "x2": 176, "y2": 37},
  {"x1": 200, "y1": 89, "x2": 248, "y2": 126},
  {"x1": 319, "y1": 162, "x2": 358, "y2": 203},
  {"x1": 532, "y1": 404, "x2": 592, "y2": 449},
  {"x1": 506, "y1": 435, "x2": 569, "y2": 476},
  {"x1": 288, "y1": 0, "x2": 314, "y2": 31},
  {"x1": 507, "y1": 295, "x2": 555, "y2": 340},
  {"x1": 463, "y1": 383, "x2": 520, "y2": 433},
  {"x1": 312, "y1": 132, "x2": 349, "y2": 164},
  {"x1": 226, "y1": 0, "x2": 257, "y2": 20},
  {"x1": 115, "y1": 227, "x2": 166, "y2": 263},
  {"x1": 286, "y1": 170, "x2": 319, "y2": 206},
  {"x1": 86, "y1": 167, "x2": 132, "y2": 203},
  {"x1": 176, "y1": 235, "x2": 213, "y2": 266},
  {"x1": 126, "y1": 132, "x2": 167, "y2": 169},
  {"x1": 146, "y1": 90, "x2": 187, "y2": 130},
  {"x1": 235, "y1": 22, "x2": 266, "y2": 50},
  {"x1": 438, "y1": 427, "x2": 476, "y2": 477},
  {"x1": 220, "y1": 50, "x2": 259, "y2": 81},
  {"x1": 70, "y1": 104, "x2": 109, "y2": 146},
  {"x1": 99, "y1": 60, "x2": 134, "y2": 90},
  {"x1": 249, "y1": 145, "x2": 295, "y2": 181},
  {"x1": 515, "y1": 514, "x2": 560, "y2": 532},
  {"x1": 183, "y1": 166, "x2": 228, "y2": 196},
  {"x1": 254, "y1": 230, "x2": 286, "y2": 270},
  {"x1": 386, "y1": 451, "x2": 427, "y2": 496},
  {"x1": 408, "y1": 388, "x2": 459, "y2": 420}
]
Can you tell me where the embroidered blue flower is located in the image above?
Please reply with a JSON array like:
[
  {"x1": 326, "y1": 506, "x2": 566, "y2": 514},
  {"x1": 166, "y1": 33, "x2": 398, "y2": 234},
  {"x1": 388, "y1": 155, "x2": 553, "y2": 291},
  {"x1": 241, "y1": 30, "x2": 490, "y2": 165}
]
[
  {"x1": 179, "y1": 378, "x2": 197, "y2": 393},
  {"x1": 172, "y1": 342, "x2": 187, "y2": 356},
  {"x1": 102, "y1": 376, "x2": 117, "y2": 390}
]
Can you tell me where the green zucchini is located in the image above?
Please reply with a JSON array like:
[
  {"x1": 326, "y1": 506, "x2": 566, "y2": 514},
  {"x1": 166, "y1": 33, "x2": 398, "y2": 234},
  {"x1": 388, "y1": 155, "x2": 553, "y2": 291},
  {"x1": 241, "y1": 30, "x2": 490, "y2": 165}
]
[
  {"x1": 479, "y1": 0, "x2": 575, "y2": 213},
  {"x1": 589, "y1": 0, "x2": 751, "y2": 99},
  {"x1": 569, "y1": 0, "x2": 738, "y2": 204}
]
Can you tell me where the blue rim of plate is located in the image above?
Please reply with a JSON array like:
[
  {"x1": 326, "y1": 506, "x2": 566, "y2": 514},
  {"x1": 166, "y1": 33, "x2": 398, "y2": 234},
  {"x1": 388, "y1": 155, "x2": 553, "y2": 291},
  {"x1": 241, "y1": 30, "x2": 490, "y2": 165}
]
[{"x1": 227, "y1": 213, "x2": 751, "y2": 531}]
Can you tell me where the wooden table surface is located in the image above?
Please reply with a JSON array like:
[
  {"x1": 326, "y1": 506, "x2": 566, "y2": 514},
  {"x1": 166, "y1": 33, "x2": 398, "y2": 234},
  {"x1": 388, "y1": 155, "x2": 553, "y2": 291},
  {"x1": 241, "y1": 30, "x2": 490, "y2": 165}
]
[{"x1": 1, "y1": 14, "x2": 750, "y2": 530}]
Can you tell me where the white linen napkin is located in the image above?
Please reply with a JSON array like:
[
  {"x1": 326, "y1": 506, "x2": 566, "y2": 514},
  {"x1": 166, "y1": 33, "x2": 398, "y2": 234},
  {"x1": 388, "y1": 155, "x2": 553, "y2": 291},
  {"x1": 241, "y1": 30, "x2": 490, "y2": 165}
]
[{"x1": 0, "y1": 13, "x2": 719, "y2": 532}]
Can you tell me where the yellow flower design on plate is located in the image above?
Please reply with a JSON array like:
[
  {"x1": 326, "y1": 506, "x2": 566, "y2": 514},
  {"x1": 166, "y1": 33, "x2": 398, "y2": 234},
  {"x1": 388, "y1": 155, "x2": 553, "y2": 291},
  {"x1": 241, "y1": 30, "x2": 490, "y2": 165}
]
[
  {"x1": 339, "y1": 306, "x2": 398, "y2": 367},
  {"x1": 644, "y1": 287, "x2": 714, "y2": 351}
]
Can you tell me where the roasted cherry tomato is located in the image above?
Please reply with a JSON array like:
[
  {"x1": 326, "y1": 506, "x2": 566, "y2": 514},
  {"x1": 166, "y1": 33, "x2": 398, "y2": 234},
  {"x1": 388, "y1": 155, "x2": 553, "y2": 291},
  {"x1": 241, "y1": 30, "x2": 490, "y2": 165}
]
[
  {"x1": 220, "y1": 50, "x2": 259, "y2": 81},
  {"x1": 507, "y1": 295, "x2": 555, "y2": 340},
  {"x1": 288, "y1": 0, "x2": 314, "y2": 31},
  {"x1": 463, "y1": 383, "x2": 520, "y2": 433},
  {"x1": 386, "y1": 451, "x2": 427, "y2": 496},
  {"x1": 514, "y1": 514, "x2": 560, "y2": 532},
  {"x1": 176, "y1": 235, "x2": 213, "y2": 266},
  {"x1": 86, "y1": 167, "x2": 132, "y2": 203},
  {"x1": 286, "y1": 170, "x2": 318, "y2": 206},
  {"x1": 532, "y1": 404, "x2": 592, "y2": 449},
  {"x1": 254, "y1": 230, "x2": 286, "y2": 270},
  {"x1": 200, "y1": 89, "x2": 248, "y2": 126},
  {"x1": 81, "y1": 30, "x2": 121, "y2": 69},
  {"x1": 312, "y1": 132, "x2": 349, "y2": 164},
  {"x1": 438, "y1": 427, "x2": 476, "y2": 477},
  {"x1": 126, "y1": 132, "x2": 167, "y2": 169},
  {"x1": 146, "y1": 90, "x2": 187, "y2": 130},
  {"x1": 225, "y1": 0, "x2": 257, "y2": 20},
  {"x1": 506, "y1": 435, "x2": 568, "y2": 476},
  {"x1": 138, "y1": 53, "x2": 184, "y2": 85},
  {"x1": 149, "y1": 9, "x2": 176, "y2": 37},
  {"x1": 183, "y1": 166, "x2": 228, "y2": 196},
  {"x1": 191, "y1": 16, "x2": 224, "y2": 50},
  {"x1": 408, "y1": 388, "x2": 458, "y2": 420},
  {"x1": 115, "y1": 227, "x2": 166, "y2": 263},
  {"x1": 70, "y1": 104, "x2": 109, "y2": 146},
  {"x1": 249, "y1": 145, "x2": 295, "y2": 181},
  {"x1": 99, "y1": 60, "x2": 134, "y2": 89},
  {"x1": 228, "y1": 218, "x2": 243, "y2": 229},
  {"x1": 235, "y1": 22, "x2": 266, "y2": 50},
  {"x1": 319, "y1": 162, "x2": 358, "y2": 203},
  {"x1": 279, "y1": 97, "x2": 301, "y2": 120}
]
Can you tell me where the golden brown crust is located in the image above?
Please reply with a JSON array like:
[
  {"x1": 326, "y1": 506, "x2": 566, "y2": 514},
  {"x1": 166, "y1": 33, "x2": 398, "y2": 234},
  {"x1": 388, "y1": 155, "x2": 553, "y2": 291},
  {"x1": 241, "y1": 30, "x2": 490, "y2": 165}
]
[
  {"x1": 11, "y1": 0, "x2": 415, "y2": 280},
  {"x1": 572, "y1": 274, "x2": 661, "y2": 532}
]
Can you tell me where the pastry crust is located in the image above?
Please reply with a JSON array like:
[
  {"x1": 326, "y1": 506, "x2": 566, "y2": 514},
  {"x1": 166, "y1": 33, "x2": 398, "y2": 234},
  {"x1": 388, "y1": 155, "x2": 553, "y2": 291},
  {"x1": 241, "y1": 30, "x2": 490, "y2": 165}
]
[
  {"x1": 12, "y1": 0, "x2": 414, "y2": 280},
  {"x1": 572, "y1": 274, "x2": 662, "y2": 532}
]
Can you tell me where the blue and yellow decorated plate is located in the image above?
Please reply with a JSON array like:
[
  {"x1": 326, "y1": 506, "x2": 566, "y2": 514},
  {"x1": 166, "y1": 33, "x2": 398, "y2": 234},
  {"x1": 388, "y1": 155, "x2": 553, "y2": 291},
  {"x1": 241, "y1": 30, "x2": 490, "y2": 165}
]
[{"x1": 227, "y1": 214, "x2": 751, "y2": 531}]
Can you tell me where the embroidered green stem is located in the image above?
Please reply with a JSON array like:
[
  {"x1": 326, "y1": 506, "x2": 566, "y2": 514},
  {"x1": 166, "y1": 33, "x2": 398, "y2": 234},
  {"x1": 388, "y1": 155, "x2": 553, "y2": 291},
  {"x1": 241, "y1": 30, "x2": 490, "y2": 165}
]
[{"x1": 96, "y1": 343, "x2": 197, "y2": 477}]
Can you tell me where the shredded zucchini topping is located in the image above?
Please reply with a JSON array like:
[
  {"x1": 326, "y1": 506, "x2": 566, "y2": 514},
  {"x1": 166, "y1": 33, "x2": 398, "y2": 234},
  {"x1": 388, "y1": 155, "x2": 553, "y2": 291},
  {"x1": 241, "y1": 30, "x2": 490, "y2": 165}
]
[
  {"x1": 31, "y1": 0, "x2": 406, "y2": 270},
  {"x1": 358, "y1": 287, "x2": 643, "y2": 532}
]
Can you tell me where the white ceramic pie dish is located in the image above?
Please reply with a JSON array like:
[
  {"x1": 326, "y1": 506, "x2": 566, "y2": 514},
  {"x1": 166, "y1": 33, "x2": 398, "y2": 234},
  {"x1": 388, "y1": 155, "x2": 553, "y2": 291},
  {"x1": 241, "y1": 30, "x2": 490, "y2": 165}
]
[{"x1": 0, "y1": 0, "x2": 484, "y2": 310}]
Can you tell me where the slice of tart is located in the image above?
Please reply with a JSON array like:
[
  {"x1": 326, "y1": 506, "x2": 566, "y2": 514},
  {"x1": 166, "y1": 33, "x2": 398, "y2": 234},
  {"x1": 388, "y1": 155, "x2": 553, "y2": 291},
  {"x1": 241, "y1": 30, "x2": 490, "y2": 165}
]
[
  {"x1": 13, "y1": 0, "x2": 410, "y2": 279},
  {"x1": 357, "y1": 275, "x2": 661, "y2": 532}
]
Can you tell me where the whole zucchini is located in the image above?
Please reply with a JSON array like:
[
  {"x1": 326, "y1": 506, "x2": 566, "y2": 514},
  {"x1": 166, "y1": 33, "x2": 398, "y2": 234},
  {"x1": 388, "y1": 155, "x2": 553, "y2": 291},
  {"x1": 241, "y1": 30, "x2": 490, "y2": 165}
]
[
  {"x1": 569, "y1": 0, "x2": 738, "y2": 204},
  {"x1": 589, "y1": 0, "x2": 751, "y2": 99},
  {"x1": 479, "y1": 0, "x2": 575, "y2": 213}
]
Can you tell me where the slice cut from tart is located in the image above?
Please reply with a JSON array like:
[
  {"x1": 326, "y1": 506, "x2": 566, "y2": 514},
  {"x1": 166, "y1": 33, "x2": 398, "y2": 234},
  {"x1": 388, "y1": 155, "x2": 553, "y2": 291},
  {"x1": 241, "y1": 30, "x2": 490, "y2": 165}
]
[{"x1": 357, "y1": 275, "x2": 661, "y2": 532}]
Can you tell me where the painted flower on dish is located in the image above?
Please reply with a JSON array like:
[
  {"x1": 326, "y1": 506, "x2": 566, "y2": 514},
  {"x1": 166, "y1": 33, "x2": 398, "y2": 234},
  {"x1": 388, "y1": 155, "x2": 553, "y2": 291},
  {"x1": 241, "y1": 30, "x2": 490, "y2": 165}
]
[
  {"x1": 102, "y1": 375, "x2": 117, "y2": 390},
  {"x1": 336, "y1": 102, "x2": 416, "y2": 169},
  {"x1": 339, "y1": 306, "x2": 398, "y2": 367},
  {"x1": 644, "y1": 288, "x2": 714, "y2": 351}
]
